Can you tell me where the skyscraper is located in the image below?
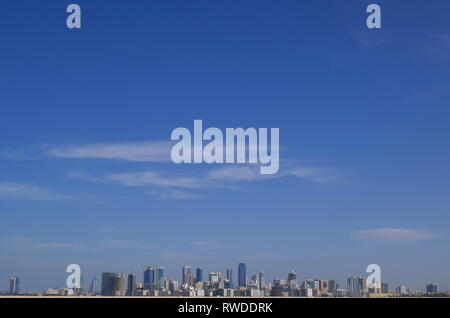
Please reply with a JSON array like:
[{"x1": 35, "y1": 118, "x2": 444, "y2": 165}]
[
  {"x1": 238, "y1": 262, "x2": 247, "y2": 288},
  {"x1": 287, "y1": 270, "x2": 297, "y2": 282},
  {"x1": 182, "y1": 265, "x2": 193, "y2": 286},
  {"x1": 144, "y1": 266, "x2": 164, "y2": 290},
  {"x1": 101, "y1": 272, "x2": 125, "y2": 296},
  {"x1": 347, "y1": 277, "x2": 368, "y2": 297},
  {"x1": 226, "y1": 268, "x2": 233, "y2": 283},
  {"x1": 9, "y1": 277, "x2": 19, "y2": 294},
  {"x1": 127, "y1": 273, "x2": 137, "y2": 296},
  {"x1": 258, "y1": 271, "x2": 265, "y2": 290},
  {"x1": 196, "y1": 268, "x2": 203, "y2": 283},
  {"x1": 144, "y1": 267, "x2": 151, "y2": 289},
  {"x1": 381, "y1": 282, "x2": 389, "y2": 294},
  {"x1": 89, "y1": 276, "x2": 98, "y2": 295}
]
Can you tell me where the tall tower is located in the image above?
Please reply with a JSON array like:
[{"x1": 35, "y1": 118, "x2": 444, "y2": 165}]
[
  {"x1": 196, "y1": 268, "x2": 203, "y2": 283},
  {"x1": 238, "y1": 262, "x2": 247, "y2": 288},
  {"x1": 89, "y1": 276, "x2": 98, "y2": 295},
  {"x1": 9, "y1": 277, "x2": 20, "y2": 294},
  {"x1": 182, "y1": 265, "x2": 193, "y2": 286},
  {"x1": 287, "y1": 270, "x2": 297, "y2": 282},
  {"x1": 127, "y1": 273, "x2": 137, "y2": 296},
  {"x1": 144, "y1": 266, "x2": 164, "y2": 290},
  {"x1": 258, "y1": 271, "x2": 265, "y2": 290},
  {"x1": 226, "y1": 268, "x2": 233, "y2": 283}
]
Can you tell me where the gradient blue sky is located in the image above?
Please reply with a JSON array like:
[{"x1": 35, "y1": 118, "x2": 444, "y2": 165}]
[{"x1": 1, "y1": 0, "x2": 450, "y2": 293}]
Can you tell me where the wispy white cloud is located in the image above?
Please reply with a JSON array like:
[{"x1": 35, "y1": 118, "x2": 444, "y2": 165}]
[
  {"x1": 66, "y1": 164, "x2": 350, "y2": 200},
  {"x1": 192, "y1": 239, "x2": 219, "y2": 249},
  {"x1": 286, "y1": 167, "x2": 341, "y2": 184},
  {"x1": 3, "y1": 139, "x2": 352, "y2": 199},
  {"x1": 207, "y1": 165, "x2": 263, "y2": 182},
  {"x1": 353, "y1": 228, "x2": 442, "y2": 242},
  {"x1": 46, "y1": 141, "x2": 172, "y2": 162},
  {"x1": 148, "y1": 189, "x2": 201, "y2": 200},
  {"x1": 0, "y1": 237, "x2": 84, "y2": 251},
  {"x1": 0, "y1": 182, "x2": 72, "y2": 201},
  {"x1": 66, "y1": 171, "x2": 102, "y2": 183},
  {"x1": 98, "y1": 239, "x2": 152, "y2": 250},
  {"x1": 238, "y1": 252, "x2": 276, "y2": 261},
  {"x1": 160, "y1": 251, "x2": 192, "y2": 259},
  {"x1": 107, "y1": 171, "x2": 207, "y2": 189},
  {"x1": 0, "y1": 237, "x2": 152, "y2": 252},
  {"x1": 350, "y1": 31, "x2": 385, "y2": 49},
  {"x1": 208, "y1": 165, "x2": 349, "y2": 186}
]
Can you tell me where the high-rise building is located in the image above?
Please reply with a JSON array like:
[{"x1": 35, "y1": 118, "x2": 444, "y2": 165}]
[
  {"x1": 347, "y1": 277, "x2": 368, "y2": 297},
  {"x1": 258, "y1": 271, "x2": 265, "y2": 290},
  {"x1": 226, "y1": 268, "x2": 233, "y2": 283},
  {"x1": 9, "y1": 277, "x2": 20, "y2": 294},
  {"x1": 182, "y1": 265, "x2": 193, "y2": 286},
  {"x1": 144, "y1": 267, "x2": 151, "y2": 289},
  {"x1": 196, "y1": 268, "x2": 203, "y2": 283},
  {"x1": 329, "y1": 280, "x2": 337, "y2": 293},
  {"x1": 381, "y1": 282, "x2": 389, "y2": 294},
  {"x1": 169, "y1": 279, "x2": 179, "y2": 294},
  {"x1": 101, "y1": 272, "x2": 125, "y2": 296},
  {"x1": 426, "y1": 283, "x2": 437, "y2": 294},
  {"x1": 89, "y1": 276, "x2": 98, "y2": 295},
  {"x1": 127, "y1": 273, "x2": 137, "y2": 296},
  {"x1": 319, "y1": 279, "x2": 329, "y2": 292},
  {"x1": 209, "y1": 272, "x2": 221, "y2": 283},
  {"x1": 144, "y1": 266, "x2": 164, "y2": 290},
  {"x1": 238, "y1": 262, "x2": 247, "y2": 288},
  {"x1": 155, "y1": 267, "x2": 164, "y2": 290},
  {"x1": 287, "y1": 270, "x2": 297, "y2": 282}
]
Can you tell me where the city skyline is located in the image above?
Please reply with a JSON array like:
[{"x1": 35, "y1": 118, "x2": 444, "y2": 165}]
[
  {"x1": 1, "y1": 261, "x2": 446, "y2": 295},
  {"x1": 1, "y1": 0, "x2": 450, "y2": 294}
]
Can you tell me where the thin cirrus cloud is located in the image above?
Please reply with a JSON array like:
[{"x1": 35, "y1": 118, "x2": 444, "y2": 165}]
[
  {"x1": 0, "y1": 237, "x2": 84, "y2": 252},
  {"x1": 0, "y1": 140, "x2": 352, "y2": 200},
  {"x1": 66, "y1": 164, "x2": 348, "y2": 201},
  {"x1": 192, "y1": 239, "x2": 219, "y2": 249},
  {"x1": 353, "y1": 228, "x2": 442, "y2": 242},
  {"x1": 0, "y1": 237, "x2": 152, "y2": 252},
  {"x1": 350, "y1": 31, "x2": 386, "y2": 49},
  {"x1": 71, "y1": 165, "x2": 345, "y2": 189},
  {"x1": 0, "y1": 182, "x2": 72, "y2": 201},
  {"x1": 98, "y1": 239, "x2": 152, "y2": 250},
  {"x1": 44, "y1": 140, "x2": 261, "y2": 163},
  {"x1": 147, "y1": 189, "x2": 201, "y2": 200},
  {"x1": 45, "y1": 141, "x2": 173, "y2": 162},
  {"x1": 106, "y1": 171, "x2": 208, "y2": 189}
]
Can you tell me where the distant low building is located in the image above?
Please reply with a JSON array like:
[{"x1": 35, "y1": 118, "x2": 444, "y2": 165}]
[
  {"x1": 396, "y1": 285, "x2": 408, "y2": 295},
  {"x1": 43, "y1": 288, "x2": 74, "y2": 296}
]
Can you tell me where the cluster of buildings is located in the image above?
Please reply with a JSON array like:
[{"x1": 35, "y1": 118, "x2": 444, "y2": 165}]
[
  {"x1": 3, "y1": 265, "x2": 443, "y2": 297},
  {"x1": 44, "y1": 263, "x2": 440, "y2": 298}
]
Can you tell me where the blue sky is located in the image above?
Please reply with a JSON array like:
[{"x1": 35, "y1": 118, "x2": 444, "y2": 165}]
[{"x1": 1, "y1": 0, "x2": 450, "y2": 293}]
